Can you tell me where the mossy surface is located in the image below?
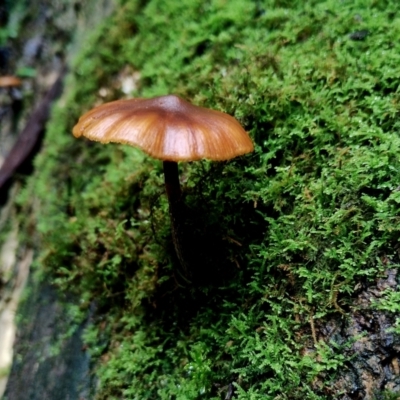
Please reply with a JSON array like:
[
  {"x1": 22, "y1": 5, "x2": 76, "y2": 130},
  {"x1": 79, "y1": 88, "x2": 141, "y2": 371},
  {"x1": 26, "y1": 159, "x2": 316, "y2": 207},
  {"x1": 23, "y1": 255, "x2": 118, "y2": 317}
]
[{"x1": 17, "y1": 0, "x2": 400, "y2": 398}]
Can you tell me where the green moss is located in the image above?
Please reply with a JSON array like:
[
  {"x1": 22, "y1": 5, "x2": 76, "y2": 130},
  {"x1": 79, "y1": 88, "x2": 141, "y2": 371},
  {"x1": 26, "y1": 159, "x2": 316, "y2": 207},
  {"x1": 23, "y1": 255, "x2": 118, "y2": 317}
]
[{"x1": 18, "y1": 0, "x2": 400, "y2": 398}]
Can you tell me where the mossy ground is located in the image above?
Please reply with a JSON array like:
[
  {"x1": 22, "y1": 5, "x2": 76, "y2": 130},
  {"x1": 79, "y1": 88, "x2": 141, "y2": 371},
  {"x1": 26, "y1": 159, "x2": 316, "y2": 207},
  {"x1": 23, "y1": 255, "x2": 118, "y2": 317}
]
[{"x1": 14, "y1": 0, "x2": 400, "y2": 398}]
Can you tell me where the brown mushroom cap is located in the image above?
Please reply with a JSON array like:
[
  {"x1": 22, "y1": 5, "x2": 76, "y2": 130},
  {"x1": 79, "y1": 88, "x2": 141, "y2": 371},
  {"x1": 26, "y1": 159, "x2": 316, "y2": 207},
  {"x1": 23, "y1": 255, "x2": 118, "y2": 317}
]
[
  {"x1": 0, "y1": 76, "x2": 22, "y2": 87},
  {"x1": 72, "y1": 95, "x2": 253, "y2": 162}
]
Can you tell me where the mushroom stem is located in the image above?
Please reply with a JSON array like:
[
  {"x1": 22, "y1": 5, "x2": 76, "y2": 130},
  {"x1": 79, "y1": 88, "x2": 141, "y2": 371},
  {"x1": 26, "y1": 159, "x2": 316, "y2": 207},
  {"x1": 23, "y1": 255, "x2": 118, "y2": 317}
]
[
  {"x1": 163, "y1": 160, "x2": 181, "y2": 204},
  {"x1": 163, "y1": 161, "x2": 190, "y2": 278}
]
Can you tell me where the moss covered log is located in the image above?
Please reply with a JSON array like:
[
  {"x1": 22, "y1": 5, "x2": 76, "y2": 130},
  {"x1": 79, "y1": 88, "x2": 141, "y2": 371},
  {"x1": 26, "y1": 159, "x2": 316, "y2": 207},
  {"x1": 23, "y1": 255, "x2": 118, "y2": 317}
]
[{"x1": 14, "y1": 0, "x2": 400, "y2": 398}]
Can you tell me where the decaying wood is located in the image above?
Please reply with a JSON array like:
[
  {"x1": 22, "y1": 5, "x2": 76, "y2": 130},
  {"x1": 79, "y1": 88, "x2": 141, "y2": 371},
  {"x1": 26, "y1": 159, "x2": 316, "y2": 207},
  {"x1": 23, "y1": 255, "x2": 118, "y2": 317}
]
[{"x1": 0, "y1": 68, "x2": 66, "y2": 196}]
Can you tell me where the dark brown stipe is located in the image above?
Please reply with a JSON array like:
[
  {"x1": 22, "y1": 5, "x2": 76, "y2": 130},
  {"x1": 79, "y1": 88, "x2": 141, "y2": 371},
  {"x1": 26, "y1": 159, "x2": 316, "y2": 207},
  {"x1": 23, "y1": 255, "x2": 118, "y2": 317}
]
[{"x1": 163, "y1": 160, "x2": 190, "y2": 278}]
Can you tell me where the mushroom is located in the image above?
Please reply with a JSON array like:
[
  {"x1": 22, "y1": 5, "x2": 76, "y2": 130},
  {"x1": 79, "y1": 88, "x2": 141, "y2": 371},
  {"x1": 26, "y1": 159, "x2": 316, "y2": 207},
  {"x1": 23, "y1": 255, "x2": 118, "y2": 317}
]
[
  {"x1": 0, "y1": 76, "x2": 22, "y2": 88},
  {"x1": 73, "y1": 94, "x2": 253, "y2": 277},
  {"x1": 0, "y1": 76, "x2": 23, "y2": 124}
]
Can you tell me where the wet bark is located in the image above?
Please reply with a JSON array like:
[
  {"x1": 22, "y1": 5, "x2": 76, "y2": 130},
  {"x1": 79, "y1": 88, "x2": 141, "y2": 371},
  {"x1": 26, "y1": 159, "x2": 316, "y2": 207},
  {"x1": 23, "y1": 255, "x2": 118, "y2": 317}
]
[
  {"x1": 312, "y1": 268, "x2": 400, "y2": 399},
  {"x1": 0, "y1": 70, "x2": 66, "y2": 204},
  {"x1": 4, "y1": 279, "x2": 95, "y2": 400}
]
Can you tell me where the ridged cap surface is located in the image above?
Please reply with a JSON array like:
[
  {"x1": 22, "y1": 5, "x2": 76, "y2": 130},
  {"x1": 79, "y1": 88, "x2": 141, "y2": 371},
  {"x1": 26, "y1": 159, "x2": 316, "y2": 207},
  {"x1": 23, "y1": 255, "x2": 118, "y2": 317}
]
[{"x1": 72, "y1": 95, "x2": 253, "y2": 161}]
